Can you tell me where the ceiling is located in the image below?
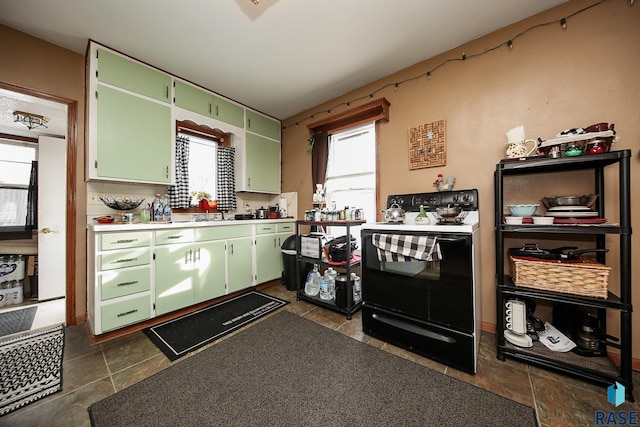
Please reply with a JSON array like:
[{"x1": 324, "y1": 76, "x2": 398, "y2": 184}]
[{"x1": 0, "y1": 0, "x2": 566, "y2": 138}]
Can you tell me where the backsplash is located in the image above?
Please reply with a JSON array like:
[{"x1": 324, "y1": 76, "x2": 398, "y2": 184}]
[{"x1": 86, "y1": 181, "x2": 297, "y2": 223}]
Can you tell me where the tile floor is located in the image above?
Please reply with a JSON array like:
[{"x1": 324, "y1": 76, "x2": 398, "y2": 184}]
[{"x1": 1, "y1": 284, "x2": 638, "y2": 427}]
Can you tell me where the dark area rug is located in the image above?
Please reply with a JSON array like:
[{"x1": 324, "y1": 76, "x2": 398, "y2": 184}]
[
  {"x1": 144, "y1": 291, "x2": 288, "y2": 361},
  {"x1": 90, "y1": 311, "x2": 537, "y2": 427},
  {"x1": 0, "y1": 323, "x2": 65, "y2": 416},
  {"x1": 0, "y1": 306, "x2": 37, "y2": 336}
]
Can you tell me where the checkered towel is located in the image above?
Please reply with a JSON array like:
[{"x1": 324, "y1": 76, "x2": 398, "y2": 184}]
[{"x1": 372, "y1": 233, "x2": 442, "y2": 262}]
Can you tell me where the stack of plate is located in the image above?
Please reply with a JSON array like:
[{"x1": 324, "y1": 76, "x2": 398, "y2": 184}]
[{"x1": 545, "y1": 205, "x2": 598, "y2": 218}]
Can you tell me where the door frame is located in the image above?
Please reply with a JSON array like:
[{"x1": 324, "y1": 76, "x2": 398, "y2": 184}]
[{"x1": 0, "y1": 81, "x2": 78, "y2": 326}]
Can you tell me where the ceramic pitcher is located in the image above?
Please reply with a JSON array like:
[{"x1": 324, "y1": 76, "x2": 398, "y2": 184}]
[{"x1": 506, "y1": 139, "x2": 537, "y2": 159}]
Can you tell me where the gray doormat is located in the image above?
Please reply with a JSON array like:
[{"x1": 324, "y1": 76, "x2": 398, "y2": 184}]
[
  {"x1": 144, "y1": 291, "x2": 288, "y2": 361},
  {"x1": 89, "y1": 311, "x2": 537, "y2": 427},
  {"x1": 0, "y1": 306, "x2": 37, "y2": 336},
  {"x1": 0, "y1": 323, "x2": 65, "y2": 416}
]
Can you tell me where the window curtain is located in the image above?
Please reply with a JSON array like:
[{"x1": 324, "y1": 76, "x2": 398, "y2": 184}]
[
  {"x1": 216, "y1": 146, "x2": 237, "y2": 211},
  {"x1": 169, "y1": 135, "x2": 190, "y2": 208},
  {"x1": 25, "y1": 160, "x2": 37, "y2": 230},
  {"x1": 311, "y1": 130, "x2": 329, "y2": 192}
]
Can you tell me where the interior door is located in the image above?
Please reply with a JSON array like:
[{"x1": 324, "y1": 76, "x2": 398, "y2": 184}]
[{"x1": 37, "y1": 135, "x2": 67, "y2": 300}]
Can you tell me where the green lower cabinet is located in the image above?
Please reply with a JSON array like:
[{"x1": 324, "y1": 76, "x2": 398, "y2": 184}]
[
  {"x1": 227, "y1": 237, "x2": 254, "y2": 293},
  {"x1": 154, "y1": 243, "x2": 195, "y2": 315},
  {"x1": 194, "y1": 240, "x2": 226, "y2": 303},
  {"x1": 101, "y1": 294, "x2": 151, "y2": 332},
  {"x1": 256, "y1": 232, "x2": 292, "y2": 283}
]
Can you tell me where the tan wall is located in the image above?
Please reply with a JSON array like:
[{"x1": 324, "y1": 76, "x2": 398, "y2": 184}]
[
  {"x1": 281, "y1": 1, "x2": 640, "y2": 355},
  {"x1": 0, "y1": 24, "x2": 87, "y2": 322}
]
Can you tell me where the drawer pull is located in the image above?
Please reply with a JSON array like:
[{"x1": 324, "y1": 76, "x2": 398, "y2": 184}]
[
  {"x1": 117, "y1": 309, "x2": 139, "y2": 317},
  {"x1": 113, "y1": 239, "x2": 137, "y2": 244},
  {"x1": 113, "y1": 257, "x2": 137, "y2": 264},
  {"x1": 117, "y1": 281, "x2": 139, "y2": 287},
  {"x1": 167, "y1": 235, "x2": 183, "y2": 239}
]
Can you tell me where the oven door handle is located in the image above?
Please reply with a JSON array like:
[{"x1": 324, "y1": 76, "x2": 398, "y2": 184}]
[
  {"x1": 372, "y1": 313, "x2": 456, "y2": 344},
  {"x1": 434, "y1": 237, "x2": 468, "y2": 243}
]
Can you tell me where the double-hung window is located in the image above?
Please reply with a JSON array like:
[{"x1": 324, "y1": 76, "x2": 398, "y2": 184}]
[
  {"x1": 0, "y1": 140, "x2": 37, "y2": 238},
  {"x1": 324, "y1": 122, "x2": 376, "y2": 246}
]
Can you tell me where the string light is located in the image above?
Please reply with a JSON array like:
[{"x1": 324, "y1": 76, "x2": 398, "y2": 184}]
[{"x1": 281, "y1": 0, "x2": 618, "y2": 131}]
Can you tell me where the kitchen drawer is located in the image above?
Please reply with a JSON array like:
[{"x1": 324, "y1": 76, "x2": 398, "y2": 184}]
[
  {"x1": 195, "y1": 224, "x2": 252, "y2": 241},
  {"x1": 156, "y1": 228, "x2": 194, "y2": 245},
  {"x1": 100, "y1": 266, "x2": 151, "y2": 301},
  {"x1": 256, "y1": 223, "x2": 276, "y2": 234},
  {"x1": 101, "y1": 231, "x2": 152, "y2": 250},
  {"x1": 277, "y1": 223, "x2": 294, "y2": 233},
  {"x1": 101, "y1": 294, "x2": 151, "y2": 332},
  {"x1": 100, "y1": 247, "x2": 151, "y2": 271}
]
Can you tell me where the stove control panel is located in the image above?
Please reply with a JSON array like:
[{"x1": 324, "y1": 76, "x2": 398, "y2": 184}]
[{"x1": 387, "y1": 189, "x2": 478, "y2": 212}]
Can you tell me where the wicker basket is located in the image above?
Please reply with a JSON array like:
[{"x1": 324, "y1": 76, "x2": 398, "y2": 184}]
[{"x1": 508, "y1": 255, "x2": 610, "y2": 298}]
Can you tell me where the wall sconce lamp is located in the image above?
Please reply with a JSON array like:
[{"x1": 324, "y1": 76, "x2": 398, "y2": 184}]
[{"x1": 13, "y1": 111, "x2": 49, "y2": 130}]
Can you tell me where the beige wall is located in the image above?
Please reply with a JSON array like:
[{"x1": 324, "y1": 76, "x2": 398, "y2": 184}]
[
  {"x1": 0, "y1": 24, "x2": 87, "y2": 322},
  {"x1": 281, "y1": 1, "x2": 640, "y2": 355}
]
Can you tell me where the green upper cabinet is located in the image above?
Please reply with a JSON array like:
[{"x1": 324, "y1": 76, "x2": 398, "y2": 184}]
[
  {"x1": 96, "y1": 85, "x2": 172, "y2": 183},
  {"x1": 244, "y1": 133, "x2": 281, "y2": 193},
  {"x1": 174, "y1": 80, "x2": 244, "y2": 128},
  {"x1": 174, "y1": 80, "x2": 214, "y2": 117},
  {"x1": 97, "y1": 48, "x2": 171, "y2": 103},
  {"x1": 213, "y1": 96, "x2": 244, "y2": 128},
  {"x1": 245, "y1": 110, "x2": 281, "y2": 141}
]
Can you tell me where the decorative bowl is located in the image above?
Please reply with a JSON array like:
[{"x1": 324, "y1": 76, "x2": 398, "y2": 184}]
[
  {"x1": 99, "y1": 195, "x2": 145, "y2": 211},
  {"x1": 94, "y1": 215, "x2": 114, "y2": 224},
  {"x1": 507, "y1": 204, "x2": 539, "y2": 217}
]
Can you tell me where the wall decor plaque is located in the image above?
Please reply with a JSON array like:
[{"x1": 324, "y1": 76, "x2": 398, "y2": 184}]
[{"x1": 409, "y1": 118, "x2": 446, "y2": 169}]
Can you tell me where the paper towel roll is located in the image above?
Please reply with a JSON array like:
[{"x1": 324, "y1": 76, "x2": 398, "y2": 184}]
[{"x1": 279, "y1": 198, "x2": 288, "y2": 217}]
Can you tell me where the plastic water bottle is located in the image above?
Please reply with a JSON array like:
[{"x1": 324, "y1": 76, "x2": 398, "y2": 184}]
[
  {"x1": 351, "y1": 272, "x2": 362, "y2": 303},
  {"x1": 319, "y1": 274, "x2": 331, "y2": 301},
  {"x1": 304, "y1": 264, "x2": 321, "y2": 296},
  {"x1": 325, "y1": 268, "x2": 337, "y2": 300},
  {"x1": 153, "y1": 194, "x2": 163, "y2": 221},
  {"x1": 163, "y1": 194, "x2": 172, "y2": 222}
]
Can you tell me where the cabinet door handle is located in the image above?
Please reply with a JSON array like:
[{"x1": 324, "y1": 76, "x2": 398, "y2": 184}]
[
  {"x1": 113, "y1": 258, "x2": 137, "y2": 264},
  {"x1": 247, "y1": 118, "x2": 251, "y2": 128},
  {"x1": 166, "y1": 166, "x2": 169, "y2": 179},
  {"x1": 165, "y1": 86, "x2": 169, "y2": 99},
  {"x1": 117, "y1": 309, "x2": 139, "y2": 318},
  {"x1": 195, "y1": 248, "x2": 201, "y2": 261},
  {"x1": 273, "y1": 238, "x2": 277, "y2": 248},
  {"x1": 209, "y1": 102, "x2": 212, "y2": 114},
  {"x1": 185, "y1": 250, "x2": 192, "y2": 263},
  {"x1": 114, "y1": 239, "x2": 137, "y2": 244},
  {"x1": 215, "y1": 105, "x2": 219, "y2": 116},
  {"x1": 117, "y1": 280, "x2": 139, "y2": 287},
  {"x1": 230, "y1": 244, "x2": 234, "y2": 255}
]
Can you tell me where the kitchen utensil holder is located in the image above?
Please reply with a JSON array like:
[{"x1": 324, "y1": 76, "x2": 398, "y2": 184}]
[{"x1": 508, "y1": 255, "x2": 610, "y2": 299}]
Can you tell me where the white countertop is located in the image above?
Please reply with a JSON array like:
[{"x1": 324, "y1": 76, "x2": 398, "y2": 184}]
[{"x1": 87, "y1": 218, "x2": 296, "y2": 232}]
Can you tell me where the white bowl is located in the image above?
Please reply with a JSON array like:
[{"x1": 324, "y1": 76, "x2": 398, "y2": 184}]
[
  {"x1": 504, "y1": 216, "x2": 523, "y2": 225},
  {"x1": 533, "y1": 216, "x2": 555, "y2": 225}
]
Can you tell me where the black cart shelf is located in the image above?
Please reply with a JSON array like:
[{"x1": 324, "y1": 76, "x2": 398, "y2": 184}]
[
  {"x1": 295, "y1": 220, "x2": 365, "y2": 319},
  {"x1": 494, "y1": 150, "x2": 633, "y2": 401}
]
